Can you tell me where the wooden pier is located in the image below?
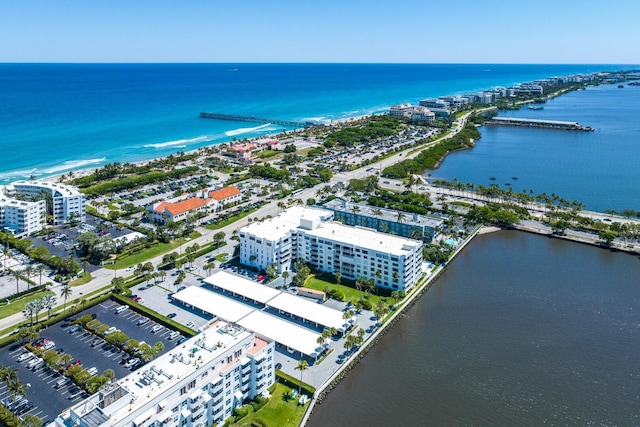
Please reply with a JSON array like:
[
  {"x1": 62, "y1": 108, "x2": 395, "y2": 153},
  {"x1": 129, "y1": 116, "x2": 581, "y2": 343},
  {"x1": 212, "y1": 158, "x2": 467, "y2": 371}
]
[
  {"x1": 488, "y1": 117, "x2": 593, "y2": 131},
  {"x1": 199, "y1": 112, "x2": 315, "y2": 128}
]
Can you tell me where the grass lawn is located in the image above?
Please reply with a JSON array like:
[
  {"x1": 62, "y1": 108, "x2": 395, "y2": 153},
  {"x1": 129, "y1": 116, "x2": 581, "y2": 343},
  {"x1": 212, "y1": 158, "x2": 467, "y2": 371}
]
[
  {"x1": 230, "y1": 383, "x2": 308, "y2": 427},
  {"x1": 70, "y1": 272, "x2": 92, "y2": 287},
  {"x1": 214, "y1": 253, "x2": 228, "y2": 262},
  {"x1": 104, "y1": 237, "x2": 196, "y2": 270},
  {"x1": 0, "y1": 290, "x2": 54, "y2": 319},
  {"x1": 256, "y1": 150, "x2": 280, "y2": 159},
  {"x1": 305, "y1": 275, "x2": 387, "y2": 305},
  {"x1": 206, "y1": 208, "x2": 256, "y2": 230}
]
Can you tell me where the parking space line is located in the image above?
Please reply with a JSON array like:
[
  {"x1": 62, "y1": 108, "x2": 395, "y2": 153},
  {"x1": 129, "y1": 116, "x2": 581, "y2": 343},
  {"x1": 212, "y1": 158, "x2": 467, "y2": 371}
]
[{"x1": 9, "y1": 347, "x2": 24, "y2": 355}]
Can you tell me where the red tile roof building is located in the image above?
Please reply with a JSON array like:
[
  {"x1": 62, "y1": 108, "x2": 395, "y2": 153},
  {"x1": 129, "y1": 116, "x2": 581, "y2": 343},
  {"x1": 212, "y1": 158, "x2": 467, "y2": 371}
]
[{"x1": 148, "y1": 185, "x2": 242, "y2": 223}]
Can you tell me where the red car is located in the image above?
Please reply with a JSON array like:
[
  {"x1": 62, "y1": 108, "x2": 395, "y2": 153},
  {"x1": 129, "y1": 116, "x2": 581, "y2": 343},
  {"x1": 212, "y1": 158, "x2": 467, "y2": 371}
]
[{"x1": 66, "y1": 360, "x2": 82, "y2": 369}]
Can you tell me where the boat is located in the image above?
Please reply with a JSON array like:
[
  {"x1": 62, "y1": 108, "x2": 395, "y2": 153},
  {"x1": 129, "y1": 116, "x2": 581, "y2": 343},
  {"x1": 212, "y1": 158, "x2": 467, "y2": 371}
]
[
  {"x1": 489, "y1": 177, "x2": 496, "y2": 181},
  {"x1": 529, "y1": 105, "x2": 544, "y2": 110},
  {"x1": 618, "y1": 85, "x2": 624, "y2": 88}
]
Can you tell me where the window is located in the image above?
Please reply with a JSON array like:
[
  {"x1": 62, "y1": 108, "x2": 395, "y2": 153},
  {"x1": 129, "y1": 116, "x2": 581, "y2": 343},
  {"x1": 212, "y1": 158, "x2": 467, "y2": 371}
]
[{"x1": 180, "y1": 386, "x2": 187, "y2": 395}]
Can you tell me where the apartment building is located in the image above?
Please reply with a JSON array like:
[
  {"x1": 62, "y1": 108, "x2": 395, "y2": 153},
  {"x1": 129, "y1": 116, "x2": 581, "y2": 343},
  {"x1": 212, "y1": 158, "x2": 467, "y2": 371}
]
[
  {"x1": 323, "y1": 199, "x2": 443, "y2": 242},
  {"x1": 240, "y1": 206, "x2": 423, "y2": 292},
  {"x1": 56, "y1": 321, "x2": 275, "y2": 427},
  {"x1": 0, "y1": 194, "x2": 46, "y2": 237},
  {"x1": 5, "y1": 180, "x2": 85, "y2": 225}
]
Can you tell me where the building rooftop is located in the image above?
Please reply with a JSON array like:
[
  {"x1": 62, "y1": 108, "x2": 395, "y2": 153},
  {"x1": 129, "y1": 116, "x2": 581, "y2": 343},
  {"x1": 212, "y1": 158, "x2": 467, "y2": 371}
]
[
  {"x1": 10, "y1": 180, "x2": 83, "y2": 197},
  {"x1": 266, "y1": 293, "x2": 345, "y2": 330},
  {"x1": 154, "y1": 196, "x2": 211, "y2": 216},
  {"x1": 324, "y1": 199, "x2": 444, "y2": 228},
  {"x1": 208, "y1": 185, "x2": 241, "y2": 201},
  {"x1": 305, "y1": 221, "x2": 422, "y2": 256},
  {"x1": 237, "y1": 311, "x2": 324, "y2": 357},
  {"x1": 240, "y1": 206, "x2": 333, "y2": 241},
  {"x1": 204, "y1": 271, "x2": 280, "y2": 305},
  {"x1": 172, "y1": 286, "x2": 254, "y2": 322}
]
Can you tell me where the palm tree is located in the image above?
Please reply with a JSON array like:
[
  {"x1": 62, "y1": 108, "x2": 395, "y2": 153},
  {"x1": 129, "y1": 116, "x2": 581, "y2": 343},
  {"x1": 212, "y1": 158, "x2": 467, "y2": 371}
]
[
  {"x1": 2, "y1": 244, "x2": 9, "y2": 272},
  {"x1": 35, "y1": 264, "x2": 46, "y2": 287},
  {"x1": 60, "y1": 284, "x2": 73, "y2": 312},
  {"x1": 316, "y1": 335, "x2": 325, "y2": 353},
  {"x1": 7, "y1": 377, "x2": 29, "y2": 403},
  {"x1": 23, "y1": 301, "x2": 37, "y2": 325},
  {"x1": 42, "y1": 295, "x2": 57, "y2": 318},
  {"x1": 0, "y1": 365, "x2": 18, "y2": 386},
  {"x1": 24, "y1": 265, "x2": 34, "y2": 290},
  {"x1": 335, "y1": 272, "x2": 341, "y2": 293},
  {"x1": 396, "y1": 211, "x2": 406, "y2": 223},
  {"x1": 12, "y1": 269, "x2": 21, "y2": 294},
  {"x1": 282, "y1": 271, "x2": 290, "y2": 288},
  {"x1": 294, "y1": 359, "x2": 309, "y2": 396}
]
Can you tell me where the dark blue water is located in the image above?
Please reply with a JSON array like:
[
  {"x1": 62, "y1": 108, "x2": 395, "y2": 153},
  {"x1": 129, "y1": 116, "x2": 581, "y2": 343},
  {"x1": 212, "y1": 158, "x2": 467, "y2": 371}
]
[
  {"x1": 308, "y1": 231, "x2": 640, "y2": 426},
  {"x1": 0, "y1": 63, "x2": 620, "y2": 181},
  {"x1": 429, "y1": 83, "x2": 640, "y2": 211}
]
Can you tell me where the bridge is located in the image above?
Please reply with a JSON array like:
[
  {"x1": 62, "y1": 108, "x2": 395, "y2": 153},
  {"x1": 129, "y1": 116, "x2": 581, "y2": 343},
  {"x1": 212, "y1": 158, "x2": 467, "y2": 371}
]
[{"x1": 199, "y1": 112, "x2": 316, "y2": 128}]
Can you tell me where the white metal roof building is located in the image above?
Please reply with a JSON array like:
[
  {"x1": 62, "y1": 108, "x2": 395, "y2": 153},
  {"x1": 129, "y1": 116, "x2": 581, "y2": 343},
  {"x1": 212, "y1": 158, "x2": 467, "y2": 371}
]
[
  {"x1": 203, "y1": 271, "x2": 280, "y2": 305},
  {"x1": 238, "y1": 311, "x2": 325, "y2": 358},
  {"x1": 172, "y1": 286, "x2": 254, "y2": 323},
  {"x1": 56, "y1": 320, "x2": 275, "y2": 427},
  {"x1": 266, "y1": 293, "x2": 346, "y2": 331}
]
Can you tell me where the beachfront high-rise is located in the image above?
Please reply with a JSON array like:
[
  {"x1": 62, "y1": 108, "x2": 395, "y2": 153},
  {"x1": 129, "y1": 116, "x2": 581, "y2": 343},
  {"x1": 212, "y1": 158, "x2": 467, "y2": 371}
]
[
  {"x1": 4, "y1": 180, "x2": 85, "y2": 225},
  {"x1": 240, "y1": 206, "x2": 424, "y2": 292},
  {"x1": 55, "y1": 320, "x2": 275, "y2": 427}
]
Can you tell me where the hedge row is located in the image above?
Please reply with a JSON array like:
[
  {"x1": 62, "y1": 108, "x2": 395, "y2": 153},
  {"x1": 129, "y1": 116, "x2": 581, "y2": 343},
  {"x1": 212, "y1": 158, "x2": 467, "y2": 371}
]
[
  {"x1": 4, "y1": 284, "x2": 46, "y2": 303},
  {"x1": 275, "y1": 370, "x2": 316, "y2": 397},
  {"x1": 111, "y1": 294, "x2": 197, "y2": 337}
]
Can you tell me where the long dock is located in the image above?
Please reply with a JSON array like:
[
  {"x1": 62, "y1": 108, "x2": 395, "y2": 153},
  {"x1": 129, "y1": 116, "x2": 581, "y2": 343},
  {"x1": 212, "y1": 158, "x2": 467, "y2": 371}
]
[
  {"x1": 488, "y1": 117, "x2": 594, "y2": 131},
  {"x1": 199, "y1": 112, "x2": 315, "y2": 128}
]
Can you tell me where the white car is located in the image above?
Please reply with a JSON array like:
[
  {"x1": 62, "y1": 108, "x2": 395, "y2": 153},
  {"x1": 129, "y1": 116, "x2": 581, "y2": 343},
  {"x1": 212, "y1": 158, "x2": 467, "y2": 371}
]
[{"x1": 17, "y1": 352, "x2": 34, "y2": 362}]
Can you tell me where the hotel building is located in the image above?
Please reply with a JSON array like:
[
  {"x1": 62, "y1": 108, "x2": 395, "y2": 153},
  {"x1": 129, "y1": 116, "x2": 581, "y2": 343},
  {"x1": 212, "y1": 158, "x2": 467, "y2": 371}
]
[
  {"x1": 56, "y1": 320, "x2": 275, "y2": 427},
  {"x1": 240, "y1": 206, "x2": 423, "y2": 292}
]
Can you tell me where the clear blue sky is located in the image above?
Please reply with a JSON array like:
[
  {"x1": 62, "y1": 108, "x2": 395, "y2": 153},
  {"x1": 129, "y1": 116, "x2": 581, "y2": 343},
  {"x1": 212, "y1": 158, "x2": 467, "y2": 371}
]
[{"x1": 2, "y1": 0, "x2": 638, "y2": 64}]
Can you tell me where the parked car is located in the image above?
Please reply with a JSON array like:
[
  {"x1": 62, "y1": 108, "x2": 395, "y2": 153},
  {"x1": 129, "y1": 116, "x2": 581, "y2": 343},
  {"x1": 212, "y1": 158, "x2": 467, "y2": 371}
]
[
  {"x1": 67, "y1": 325, "x2": 82, "y2": 333},
  {"x1": 185, "y1": 321, "x2": 195, "y2": 329},
  {"x1": 167, "y1": 313, "x2": 177, "y2": 319}
]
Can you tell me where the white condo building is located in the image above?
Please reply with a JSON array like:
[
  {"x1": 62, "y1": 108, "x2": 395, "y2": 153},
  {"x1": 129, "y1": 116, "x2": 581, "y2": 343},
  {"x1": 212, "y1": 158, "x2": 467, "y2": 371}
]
[
  {"x1": 56, "y1": 320, "x2": 275, "y2": 427},
  {"x1": 240, "y1": 206, "x2": 423, "y2": 292},
  {"x1": 0, "y1": 194, "x2": 46, "y2": 237},
  {"x1": 4, "y1": 180, "x2": 85, "y2": 225}
]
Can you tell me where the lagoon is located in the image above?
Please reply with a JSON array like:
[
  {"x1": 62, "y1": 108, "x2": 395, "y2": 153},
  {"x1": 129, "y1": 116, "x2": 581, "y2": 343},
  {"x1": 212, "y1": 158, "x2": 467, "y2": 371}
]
[{"x1": 308, "y1": 231, "x2": 640, "y2": 426}]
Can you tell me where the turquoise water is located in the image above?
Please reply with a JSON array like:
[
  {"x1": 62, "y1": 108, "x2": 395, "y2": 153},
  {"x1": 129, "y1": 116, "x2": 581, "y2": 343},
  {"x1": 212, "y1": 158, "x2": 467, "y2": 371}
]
[
  {"x1": 428, "y1": 83, "x2": 640, "y2": 211},
  {"x1": 0, "y1": 63, "x2": 620, "y2": 181}
]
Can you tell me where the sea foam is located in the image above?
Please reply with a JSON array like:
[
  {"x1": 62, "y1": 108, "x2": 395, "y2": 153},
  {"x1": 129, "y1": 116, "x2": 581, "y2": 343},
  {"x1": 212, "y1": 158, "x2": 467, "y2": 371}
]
[
  {"x1": 225, "y1": 123, "x2": 273, "y2": 137},
  {"x1": 41, "y1": 158, "x2": 106, "y2": 174},
  {"x1": 144, "y1": 135, "x2": 209, "y2": 149}
]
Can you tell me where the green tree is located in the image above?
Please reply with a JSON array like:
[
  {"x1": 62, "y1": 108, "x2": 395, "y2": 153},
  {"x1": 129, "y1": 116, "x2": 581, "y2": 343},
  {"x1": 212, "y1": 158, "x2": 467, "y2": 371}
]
[
  {"x1": 294, "y1": 359, "x2": 309, "y2": 396},
  {"x1": 60, "y1": 284, "x2": 73, "y2": 312}
]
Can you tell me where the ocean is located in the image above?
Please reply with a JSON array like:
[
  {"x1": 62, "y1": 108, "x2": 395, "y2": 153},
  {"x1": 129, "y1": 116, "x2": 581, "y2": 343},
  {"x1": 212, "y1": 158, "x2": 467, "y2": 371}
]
[{"x1": 0, "y1": 63, "x2": 624, "y2": 182}]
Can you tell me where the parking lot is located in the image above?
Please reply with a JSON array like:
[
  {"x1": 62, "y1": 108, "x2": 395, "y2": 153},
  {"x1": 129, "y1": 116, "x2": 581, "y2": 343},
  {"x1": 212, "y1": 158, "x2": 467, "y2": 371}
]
[{"x1": 0, "y1": 300, "x2": 185, "y2": 422}]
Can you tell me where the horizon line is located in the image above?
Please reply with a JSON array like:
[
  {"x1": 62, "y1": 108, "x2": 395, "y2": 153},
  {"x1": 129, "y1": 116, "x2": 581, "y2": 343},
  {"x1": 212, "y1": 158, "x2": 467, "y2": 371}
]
[{"x1": 0, "y1": 61, "x2": 638, "y2": 67}]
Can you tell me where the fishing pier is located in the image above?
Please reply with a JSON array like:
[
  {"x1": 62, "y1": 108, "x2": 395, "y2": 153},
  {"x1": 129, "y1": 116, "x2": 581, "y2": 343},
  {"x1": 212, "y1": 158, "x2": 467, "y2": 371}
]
[
  {"x1": 199, "y1": 112, "x2": 316, "y2": 128},
  {"x1": 488, "y1": 117, "x2": 593, "y2": 131}
]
